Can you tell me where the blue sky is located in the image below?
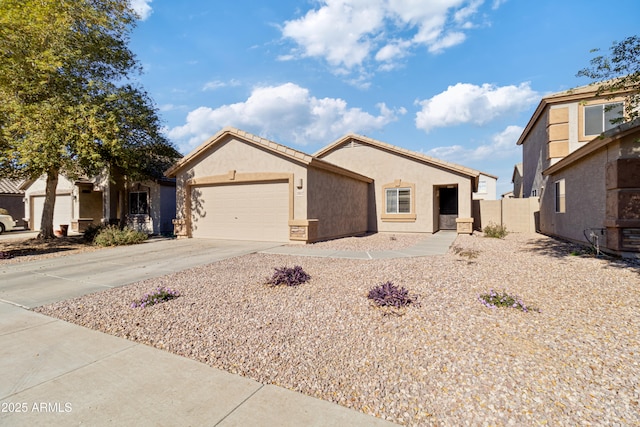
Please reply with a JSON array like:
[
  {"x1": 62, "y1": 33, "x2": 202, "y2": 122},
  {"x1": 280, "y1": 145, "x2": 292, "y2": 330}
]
[{"x1": 128, "y1": 0, "x2": 639, "y2": 197}]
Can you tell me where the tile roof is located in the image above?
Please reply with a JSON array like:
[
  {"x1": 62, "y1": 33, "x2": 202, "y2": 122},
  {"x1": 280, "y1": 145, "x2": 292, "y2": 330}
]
[{"x1": 0, "y1": 179, "x2": 25, "y2": 194}]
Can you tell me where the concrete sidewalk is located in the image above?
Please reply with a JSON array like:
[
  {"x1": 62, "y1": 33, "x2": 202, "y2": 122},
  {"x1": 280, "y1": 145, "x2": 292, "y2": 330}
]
[{"x1": 0, "y1": 237, "x2": 402, "y2": 426}]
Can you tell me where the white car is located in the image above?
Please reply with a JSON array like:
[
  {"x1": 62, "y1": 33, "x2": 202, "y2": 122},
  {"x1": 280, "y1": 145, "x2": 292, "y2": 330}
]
[{"x1": 0, "y1": 213, "x2": 16, "y2": 234}]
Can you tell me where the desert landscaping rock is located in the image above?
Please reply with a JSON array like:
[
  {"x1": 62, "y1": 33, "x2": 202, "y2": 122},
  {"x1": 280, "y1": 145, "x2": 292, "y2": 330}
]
[{"x1": 35, "y1": 233, "x2": 640, "y2": 426}]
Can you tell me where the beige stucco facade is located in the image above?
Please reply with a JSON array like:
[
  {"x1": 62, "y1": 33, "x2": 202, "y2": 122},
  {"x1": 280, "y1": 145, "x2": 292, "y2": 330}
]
[
  {"x1": 166, "y1": 128, "x2": 481, "y2": 242},
  {"x1": 166, "y1": 128, "x2": 372, "y2": 243},
  {"x1": 315, "y1": 135, "x2": 479, "y2": 234},
  {"x1": 21, "y1": 172, "x2": 175, "y2": 235},
  {"x1": 518, "y1": 82, "x2": 640, "y2": 255},
  {"x1": 541, "y1": 121, "x2": 640, "y2": 254}
]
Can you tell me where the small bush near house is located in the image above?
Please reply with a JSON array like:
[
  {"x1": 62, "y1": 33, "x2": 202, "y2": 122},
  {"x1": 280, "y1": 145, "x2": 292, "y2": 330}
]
[
  {"x1": 451, "y1": 245, "x2": 480, "y2": 259},
  {"x1": 483, "y1": 222, "x2": 508, "y2": 239},
  {"x1": 93, "y1": 225, "x2": 148, "y2": 247},
  {"x1": 266, "y1": 265, "x2": 311, "y2": 287},
  {"x1": 131, "y1": 286, "x2": 180, "y2": 308},
  {"x1": 83, "y1": 224, "x2": 105, "y2": 243},
  {"x1": 478, "y1": 289, "x2": 539, "y2": 313},
  {"x1": 368, "y1": 281, "x2": 417, "y2": 309}
]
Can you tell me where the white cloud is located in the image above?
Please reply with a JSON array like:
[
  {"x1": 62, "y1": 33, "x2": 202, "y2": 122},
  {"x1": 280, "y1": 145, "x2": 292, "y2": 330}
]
[
  {"x1": 281, "y1": 0, "x2": 498, "y2": 72},
  {"x1": 415, "y1": 82, "x2": 538, "y2": 132},
  {"x1": 427, "y1": 31, "x2": 466, "y2": 54},
  {"x1": 492, "y1": 0, "x2": 508, "y2": 9},
  {"x1": 281, "y1": 0, "x2": 385, "y2": 69},
  {"x1": 426, "y1": 125, "x2": 523, "y2": 162},
  {"x1": 202, "y1": 79, "x2": 241, "y2": 91},
  {"x1": 167, "y1": 82, "x2": 404, "y2": 152},
  {"x1": 130, "y1": 0, "x2": 153, "y2": 21}
]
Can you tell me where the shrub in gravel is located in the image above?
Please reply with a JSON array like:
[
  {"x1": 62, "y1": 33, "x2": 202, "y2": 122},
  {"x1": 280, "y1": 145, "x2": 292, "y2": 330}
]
[
  {"x1": 367, "y1": 281, "x2": 416, "y2": 308},
  {"x1": 451, "y1": 245, "x2": 479, "y2": 259},
  {"x1": 83, "y1": 224, "x2": 105, "y2": 243},
  {"x1": 93, "y1": 225, "x2": 148, "y2": 247},
  {"x1": 478, "y1": 289, "x2": 539, "y2": 313},
  {"x1": 266, "y1": 265, "x2": 311, "y2": 286},
  {"x1": 0, "y1": 251, "x2": 13, "y2": 259},
  {"x1": 131, "y1": 286, "x2": 180, "y2": 308},
  {"x1": 483, "y1": 222, "x2": 508, "y2": 239}
]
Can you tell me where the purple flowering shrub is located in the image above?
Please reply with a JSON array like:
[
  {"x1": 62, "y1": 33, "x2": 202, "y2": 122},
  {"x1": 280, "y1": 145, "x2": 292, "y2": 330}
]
[
  {"x1": 266, "y1": 265, "x2": 311, "y2": 287},
  {"x1": 0, "y1": 251, "x2": 13, "y2": 259},
  {"x1": 131, "y1": 286, "x2": 180, "y2": 308},
  {"x1": 367, "y1": 281, "x2": 416, "y2": 308},
  {"x1": 478, "y1": 289, "x2": 540, "y2": 312}
]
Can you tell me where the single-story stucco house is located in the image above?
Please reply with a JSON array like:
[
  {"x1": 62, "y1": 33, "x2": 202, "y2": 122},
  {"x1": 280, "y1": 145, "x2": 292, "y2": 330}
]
[
  {"x1": 166, "y1": 127, "x2": 483, "y2": 243},
  {"x1": 21, "y1": 172, "x2": 176, "y2": 235}
]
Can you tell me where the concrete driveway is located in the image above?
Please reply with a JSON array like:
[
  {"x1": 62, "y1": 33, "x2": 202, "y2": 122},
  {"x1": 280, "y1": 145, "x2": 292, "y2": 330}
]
[
  {"x1": 0, "y1": 238, "x2": 283, "y2": 308},
  {"x1": 1, "y1": 238, "x2": 398, "y2": 426}
]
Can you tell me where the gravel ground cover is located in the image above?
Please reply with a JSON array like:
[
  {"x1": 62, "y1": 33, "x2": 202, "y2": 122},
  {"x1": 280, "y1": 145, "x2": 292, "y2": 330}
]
[
  {"x1": 36, "y1": 233, "x2": 640, "y2": 426},
  {"x1": 0, "y1": 235, "x2": 100, "y2": 264},
  {"x1": 289, "y1": 232, "x2": 428, "y2": 251}
]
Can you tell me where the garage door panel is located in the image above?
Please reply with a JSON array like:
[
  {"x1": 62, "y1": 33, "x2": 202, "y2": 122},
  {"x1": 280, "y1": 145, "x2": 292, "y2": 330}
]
[
  {"x1": 191, "y1": 182, "x2": 289, "y2": 241},
  {"x1": 32, "y1": 195, "x2": 72, "y2": 231}
]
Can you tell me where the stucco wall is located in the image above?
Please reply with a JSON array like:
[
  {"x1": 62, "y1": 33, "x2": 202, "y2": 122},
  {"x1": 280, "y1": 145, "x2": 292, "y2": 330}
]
[
  {"x1": 306, "y1": 167, "x2": 368, "y2": 240},
  {"x1": 522, "y1": 110, "x2": 550, "y2": 198},
  {"x1": 175, "y1": 135, "x2": 309, "y2": 224},
  {"x1": 540, "y1": 147, "x2": 607, "y2": 245},
  {"x1": 319, "y1": 143, "x2": 474, "y2": 233},
  {"x1": 473, "y1": 174, "x2": 497, "y2": 200},
  {"x1": 473, "y1": 198, "x2": 538, "y2": 233}
]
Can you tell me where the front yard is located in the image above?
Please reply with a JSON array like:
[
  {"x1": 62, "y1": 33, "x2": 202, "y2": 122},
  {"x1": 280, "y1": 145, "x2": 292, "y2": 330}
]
[{"x1": 35, "y1": 233, "x2": 640, "y2": 426}]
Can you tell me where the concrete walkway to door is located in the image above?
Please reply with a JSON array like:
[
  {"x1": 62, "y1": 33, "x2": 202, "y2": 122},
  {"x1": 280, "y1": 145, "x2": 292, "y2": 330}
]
[{"x1": 0, "y1": 237, "x2": 399, "y2": 426}]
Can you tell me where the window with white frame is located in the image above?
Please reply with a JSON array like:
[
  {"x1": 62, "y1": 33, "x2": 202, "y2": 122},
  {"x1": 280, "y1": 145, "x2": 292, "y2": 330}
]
[
  {"x1": 554, "y1": 179, "x2": 565, "y2": 213},
  {"x1": 584, "y1": 102, "x2": 623, "y2": 136},
  {"x1": 385, "y1": 187, "x2": 411, "y2": 214},
  {"x1": 129, "y1": 191, "x2": 148, "y2": 215}
]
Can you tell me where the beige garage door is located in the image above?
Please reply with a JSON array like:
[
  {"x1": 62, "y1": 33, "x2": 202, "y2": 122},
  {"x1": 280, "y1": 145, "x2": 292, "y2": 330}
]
[
  {"x1": 32, "y1": 194, "x2": 72, "y2": 231},
  {"x1": 191, "y1": 182, "x2": 289, "y2": 241}
]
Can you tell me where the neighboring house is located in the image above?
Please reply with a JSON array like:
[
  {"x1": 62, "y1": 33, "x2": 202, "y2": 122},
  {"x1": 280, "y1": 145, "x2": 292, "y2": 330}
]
[
  {"x1": 511, "y1": 163, "x2": 523, "y2": 198},
  {"x1": 166, "y1": 127, "x2": 481, "y2": 243},
  {"x1": 517, "y1": 83, "x2": 640, "y2": 255},
  {"x1": 21, "y1": 173, "x2": 176, "y2": 235},
  {"x1": 0, "y1": 179, "x2": 26, "y2": 227},
  {"x1": 472, "y1": 173, "x2": 498, "y2": 200}
]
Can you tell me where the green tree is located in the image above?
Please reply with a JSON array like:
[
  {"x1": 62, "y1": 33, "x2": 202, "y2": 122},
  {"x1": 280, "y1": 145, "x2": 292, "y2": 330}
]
[
  {"x1": 577, "y1": 35, "x2": 640, "y2": 123},
  {"x1": 0, "y1": 0, "x2": 177, "y2": 238}
]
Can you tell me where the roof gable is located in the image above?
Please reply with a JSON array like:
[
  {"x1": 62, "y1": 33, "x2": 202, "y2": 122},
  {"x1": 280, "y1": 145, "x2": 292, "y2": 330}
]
[
  {"x1": 165, "y1": 127, "x2": 314, "y2": 177},
  {"x1": 315, "y1": 133, "x2": 481, "y2": 179},
  {"x1": 165, "y1": 127, "x2": 372, "y2": 183}
]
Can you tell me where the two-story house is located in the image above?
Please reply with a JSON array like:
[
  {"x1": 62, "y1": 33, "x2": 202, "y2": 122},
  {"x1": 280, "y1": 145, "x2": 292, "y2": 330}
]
[{"x1": 517, "y1": 83, "x2": 640, "y2": 255}]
